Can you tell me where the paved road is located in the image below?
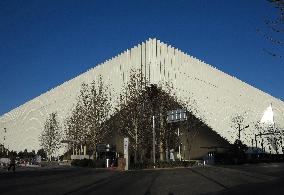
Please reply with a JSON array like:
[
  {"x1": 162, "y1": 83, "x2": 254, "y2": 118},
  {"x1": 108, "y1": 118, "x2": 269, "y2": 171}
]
[{"x1": 0, "y1": 163, "x2": 284, "y2": 195}]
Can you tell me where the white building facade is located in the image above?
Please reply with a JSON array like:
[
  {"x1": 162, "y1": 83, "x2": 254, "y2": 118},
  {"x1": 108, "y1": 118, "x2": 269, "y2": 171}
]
[{"x1": 1, "y1": 38, "x2": 284, "y2": 154}]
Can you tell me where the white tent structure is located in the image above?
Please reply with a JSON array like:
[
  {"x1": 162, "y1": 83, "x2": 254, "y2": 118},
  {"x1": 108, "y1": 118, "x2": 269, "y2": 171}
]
[{"x1": 0, "y1": 38, "x2": 284, "y2": 154}]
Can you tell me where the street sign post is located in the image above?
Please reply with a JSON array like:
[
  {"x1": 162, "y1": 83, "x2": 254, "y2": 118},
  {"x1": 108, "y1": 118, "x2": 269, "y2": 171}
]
[
  {"x1": 124, "y1": 137, "x2": 129, "y2": 171},
  {"x1": 166, "y1": 109, "x2": 187, "y2": 161}
]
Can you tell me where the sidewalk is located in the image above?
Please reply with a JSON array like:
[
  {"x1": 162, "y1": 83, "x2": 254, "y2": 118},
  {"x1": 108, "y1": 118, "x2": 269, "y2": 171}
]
[{"x1": 0, "y1": 164, "x2": 73, "y2": 173}]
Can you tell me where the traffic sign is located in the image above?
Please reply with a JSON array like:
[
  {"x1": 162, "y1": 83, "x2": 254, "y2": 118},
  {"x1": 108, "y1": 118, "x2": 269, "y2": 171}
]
[{"x1": 167, "y1": 108, "x2": 187, "y2": 123}]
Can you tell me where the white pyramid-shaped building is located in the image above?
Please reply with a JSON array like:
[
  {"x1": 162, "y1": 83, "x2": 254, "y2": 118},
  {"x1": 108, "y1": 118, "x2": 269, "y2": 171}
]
[{"x1": 1, "y1": 38, "x2": 284, "y2": 154}]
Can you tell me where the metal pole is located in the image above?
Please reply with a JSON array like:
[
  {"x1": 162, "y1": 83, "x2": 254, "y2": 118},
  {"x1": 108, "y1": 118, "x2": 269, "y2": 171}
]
[
  {"x1": 3, "y1": 128, "x2": 6, "y2": 154},
  {"x1": 135, "y1": 122, "x2": 138, "y2": 164},
  {"x1": 3, "y1": 128, "x2": 6, "y2": 146},
  {"x1": 255, "y1": 135, "x2": 258, "y2": 149},
  {"x1": 152, "y1": 116, "x2": 155, "y2": 167},
  {"x1": 187, "y1": 121, "x2": 190, "y2": 161},
  {"x1": 166, "y1": 124, "x2": 171, "y2": 162},
  {"x1": 72, "y1": 144, "x2": 74, "y2": 155},
  {"x1": 178, "y1": 128, "x2": 181, "y2": 161},
  {"x1": 238, "y1": 124, "x2": 241, "y2": 140}
]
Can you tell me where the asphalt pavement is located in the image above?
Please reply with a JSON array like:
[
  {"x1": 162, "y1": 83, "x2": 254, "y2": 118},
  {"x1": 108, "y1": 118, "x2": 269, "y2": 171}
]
[{"x1": 0, "y1": 163, "x2": 284, "y2": 195}]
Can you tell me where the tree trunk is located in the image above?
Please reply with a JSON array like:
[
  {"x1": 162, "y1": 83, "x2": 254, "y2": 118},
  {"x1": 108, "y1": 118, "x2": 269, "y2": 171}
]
[
  {"x1": 159, "y1": 112, "x2": 165, "y2": 161},
  {"x1": 165, "y1": 138, "x2": 169, "y2": 162},
  {"x1": 134, "y1": 120, "x2": 138, "y2": 164},
  {"x1": 159, "y1": 141, "x2": 164, "y2": 161},
  {"x1": 187, "y1": 134, "x2": 190, "y2": 161},
  {"x1": 188, "y1": 127, "x2": 199, "y2": 160}
]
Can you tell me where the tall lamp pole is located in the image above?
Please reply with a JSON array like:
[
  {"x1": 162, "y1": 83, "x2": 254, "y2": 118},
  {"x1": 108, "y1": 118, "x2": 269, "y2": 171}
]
[
  {"x1": 4, "y1": 128, "x2": 7, "y2": 155},
  {"x1": 3, "y1": 127, "x2": 6, "y2": 147},
  {"x1": 152, "y1": 116, "x2": 155, "y2": 167},
  {"x1": 147, "y1": 84, "x2": 158, "y2": 168},
  {"x1": 238, "y1": 124, "x2": 249, "y2": 141}
]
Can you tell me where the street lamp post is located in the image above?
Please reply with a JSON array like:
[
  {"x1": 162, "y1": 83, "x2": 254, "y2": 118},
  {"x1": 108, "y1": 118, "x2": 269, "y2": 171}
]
[
  {"x1": 3, "y1": 128, "x2": 6, "y2": 153},
  {"x1": 177, "y1": 127, "x2": 181, "y2": 161},
  {"x1": 146, "y1": 84, "x2": 158, "y2": 168},
  {"x1": 3, "y1": 127, "x2": 6, "y2": 143},
  {"x1": 238, "y1": 124, "x2": 249, "y2": 141},
  {"x1": 152, "y1": 116, "x2": 155, "y2": 167}
]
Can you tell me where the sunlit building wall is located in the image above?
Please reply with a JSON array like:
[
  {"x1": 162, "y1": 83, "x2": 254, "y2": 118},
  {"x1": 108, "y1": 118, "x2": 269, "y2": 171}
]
[{"x1": 0, "y1": 38, "x2": 284, "y2": 154}]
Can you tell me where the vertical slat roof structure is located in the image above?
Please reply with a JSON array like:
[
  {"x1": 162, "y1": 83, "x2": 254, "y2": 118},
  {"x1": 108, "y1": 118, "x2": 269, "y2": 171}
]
[{"x1": 1, "y1": 38, "x2": 284, "y2": 153}]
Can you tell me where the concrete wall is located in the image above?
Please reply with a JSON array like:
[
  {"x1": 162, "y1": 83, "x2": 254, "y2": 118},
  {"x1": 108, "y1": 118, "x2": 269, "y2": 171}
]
[{"x1": 0, "y1": 38, "x2": 284, "y2": 154}]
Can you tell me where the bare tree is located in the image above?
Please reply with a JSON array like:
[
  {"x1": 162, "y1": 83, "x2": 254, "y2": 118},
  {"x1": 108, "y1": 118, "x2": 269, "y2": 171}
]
[
  {"x1": 258, "y1": 0, "x2": 284, "y2": 58},
  {"x1": 151, "y1": 82, "x2": 180, "y2": 161},
  {"x1": 117, "y1": 70, "x2": 151, "y2": 163},
  {"x1": 183, "y1": 113, "x2": 206, "y2": 160},
  {"x1": 178, "y1": 95, "x2": 206, "y2": 161},
  {"x1": 254, "y1": 119, "x2": 284, "y2": 153},
  {"x1": 266, "y1": 123, "x2": 284, "y2": 153},
  {"x1": 65, "y1": 76, "x2": 112, "y2": 156},
  {"x1": 40, "y1": 112, "x2": 61, "y2": 161},
  {"x1": 116, "y1": 70, "x2": 185, "y2": 163},
  {"x1": 231, "y1": 112, "x2": 249, "y2": 141}
]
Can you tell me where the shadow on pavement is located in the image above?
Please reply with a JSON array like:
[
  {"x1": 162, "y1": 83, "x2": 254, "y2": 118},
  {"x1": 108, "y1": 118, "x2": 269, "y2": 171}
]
[{"x1": 215, "y1": 177, "x2": 284, "y2": 195}]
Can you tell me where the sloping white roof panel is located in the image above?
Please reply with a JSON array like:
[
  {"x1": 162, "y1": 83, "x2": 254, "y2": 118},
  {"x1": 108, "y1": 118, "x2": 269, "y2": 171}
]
[{"x1": 1, "y1": 38, "x2": 283, "y2": 154}]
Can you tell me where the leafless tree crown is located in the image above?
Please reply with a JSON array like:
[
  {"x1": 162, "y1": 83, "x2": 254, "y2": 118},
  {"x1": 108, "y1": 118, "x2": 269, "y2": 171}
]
[{"x1": 40, "y1": 112, "x2": 62, "y2": 160}]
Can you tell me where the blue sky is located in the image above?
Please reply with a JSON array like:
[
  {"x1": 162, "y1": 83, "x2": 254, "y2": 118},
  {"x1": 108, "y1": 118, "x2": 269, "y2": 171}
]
[{"x1": 0, "y1": 0, "x2": 283, "y2": 115}]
